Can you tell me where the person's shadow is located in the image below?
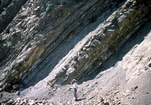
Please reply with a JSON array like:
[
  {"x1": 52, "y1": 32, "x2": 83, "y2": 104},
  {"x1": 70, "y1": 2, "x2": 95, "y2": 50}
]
[{"x1": 76, "y1": 97, "x2": 86, "y2": 101}]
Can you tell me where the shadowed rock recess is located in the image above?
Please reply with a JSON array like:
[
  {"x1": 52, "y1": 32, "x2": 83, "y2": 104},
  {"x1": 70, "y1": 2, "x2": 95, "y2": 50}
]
[{"x1": 0, "y1": 0, "x2": 151, "y2": 104}]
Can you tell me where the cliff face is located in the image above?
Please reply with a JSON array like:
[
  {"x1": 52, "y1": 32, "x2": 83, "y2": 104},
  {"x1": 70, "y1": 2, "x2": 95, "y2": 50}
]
[{"x1": 0, "y1": 0, "x2": 151, "y2": 105}]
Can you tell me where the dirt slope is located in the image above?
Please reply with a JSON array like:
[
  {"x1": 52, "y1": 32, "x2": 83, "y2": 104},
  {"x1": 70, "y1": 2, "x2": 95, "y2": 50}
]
[{"x1": 43, "y1": 19, "x2": 151, "y2": 105}]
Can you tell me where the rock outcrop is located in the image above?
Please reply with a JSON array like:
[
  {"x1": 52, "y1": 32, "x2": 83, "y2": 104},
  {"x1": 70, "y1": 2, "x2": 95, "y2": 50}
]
[
  {"x1": 0, "y1": 0, "x2": 121, "y2": 91},
  {"x1": 0, "y1": 0, "x2": 151, "y2": 105}
]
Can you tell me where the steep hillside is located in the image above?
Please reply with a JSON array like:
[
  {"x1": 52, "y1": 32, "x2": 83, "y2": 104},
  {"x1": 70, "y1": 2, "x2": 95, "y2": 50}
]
[{"x1": 0, "y1": 0, "x2": 151, "y2": 105}]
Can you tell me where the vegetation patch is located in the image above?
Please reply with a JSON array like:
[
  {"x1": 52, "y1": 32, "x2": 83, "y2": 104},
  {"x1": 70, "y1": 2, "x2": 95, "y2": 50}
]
[{"x1": 46, "y1": 3, "x2": 52, "y2": 12}]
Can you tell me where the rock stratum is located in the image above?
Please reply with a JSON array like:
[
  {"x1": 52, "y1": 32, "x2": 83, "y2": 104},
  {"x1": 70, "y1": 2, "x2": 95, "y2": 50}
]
[{"x1": 0, "y1": 0, "x2": 151, "y2": 105}]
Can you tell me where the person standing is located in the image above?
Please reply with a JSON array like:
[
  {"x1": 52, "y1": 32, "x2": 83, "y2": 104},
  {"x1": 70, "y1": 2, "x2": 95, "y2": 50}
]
[{"x1": 70, "y1": 79, "x2": 78, "y2": 101}]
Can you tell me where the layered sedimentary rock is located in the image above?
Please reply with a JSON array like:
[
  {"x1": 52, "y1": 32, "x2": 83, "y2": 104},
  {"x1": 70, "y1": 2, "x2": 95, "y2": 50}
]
[
  {"x1": 44, "y1": 0, "x2": 151, "y2": 87},
  {"x1": 0, "y1": 0, "x2": 118, "y2": 90},
  {"x1": 0, "y1": 0, "x2": 27, "y2": 32},
  {"x1": 0, "y1": 0, "x2": 151, "y2": 91},
  {"x1": 0, "y1": 0, "x2": 151, "y2": 104}
]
